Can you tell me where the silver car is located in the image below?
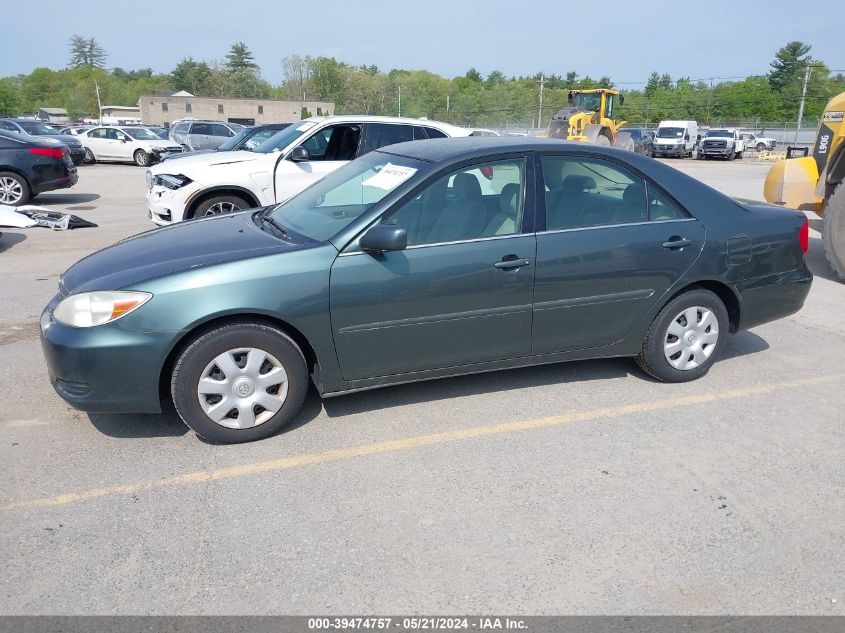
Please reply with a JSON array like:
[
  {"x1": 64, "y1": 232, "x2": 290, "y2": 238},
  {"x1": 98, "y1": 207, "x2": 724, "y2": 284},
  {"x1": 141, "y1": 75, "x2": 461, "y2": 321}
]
[{"x1": 168, "y1": 120, "x2": 244, "y2": 151}]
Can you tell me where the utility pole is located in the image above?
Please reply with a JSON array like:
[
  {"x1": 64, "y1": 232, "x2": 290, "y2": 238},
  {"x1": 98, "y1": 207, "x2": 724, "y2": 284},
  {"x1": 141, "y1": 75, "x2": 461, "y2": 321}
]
[
  {"x1": 95, "y1": 81, "x2": 103, "y2": 124},
  {"x1": 398, "y1": 85, "x2": 401, "y2": 117},
  {"x1": 446, "y1": 94, "x2": 450, "y2": 115},
  {"x1": 537, "y1": 74, "x2": 545, "y2": 130},
  {"x1": 795, "y1": 64, "x2": 811, "y2": 145}
]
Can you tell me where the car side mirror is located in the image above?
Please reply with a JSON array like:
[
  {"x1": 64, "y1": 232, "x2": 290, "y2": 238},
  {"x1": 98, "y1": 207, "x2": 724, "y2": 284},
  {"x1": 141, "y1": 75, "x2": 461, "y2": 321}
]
[
  {"x1": 360, "y1": 224, "x2": 407, "y2": 253},
  {"x1": 290, "y1": 146, "x2": 310, "y2": 162}
]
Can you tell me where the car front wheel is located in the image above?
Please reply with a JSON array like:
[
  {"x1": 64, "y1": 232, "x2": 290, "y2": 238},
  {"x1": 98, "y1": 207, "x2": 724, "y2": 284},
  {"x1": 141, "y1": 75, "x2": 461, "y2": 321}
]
[
  {"x1": 192, "y1": 195, "x2": 249, "y2": 218},
  {"x1": 636, "y1": 288, "x2": 729, "y2": 382},
  {"x1": 134, "y1": 149, "x2": 151, "y2": 167},
  {"x1": 83, "y1": 148, "x2": 96, "y2": 164},
  {"x1": 171, "y1": 322, "x2": 309, "y2": 443}
]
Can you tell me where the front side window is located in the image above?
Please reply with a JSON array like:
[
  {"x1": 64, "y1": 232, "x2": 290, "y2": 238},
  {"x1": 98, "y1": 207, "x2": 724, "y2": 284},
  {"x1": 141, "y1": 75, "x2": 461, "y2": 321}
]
[
  {"x1": 88, "y1": 128, "x2": 107, "y2": 139},
  {"x1": 542, "y1": 155, "x2": 647, "y2": 229},
  {"x1": 211, "y1": 124, "x2": 233, "y2": 137},
  {"x1": 383, "y1": 158, "x2": 526, "y2": 246},
  {"x1": 267, "y1": 150, "x2": 428, "y2": 242},
  {"x1": 301, "y1": 124, "x2": 361, "y2": 161}
]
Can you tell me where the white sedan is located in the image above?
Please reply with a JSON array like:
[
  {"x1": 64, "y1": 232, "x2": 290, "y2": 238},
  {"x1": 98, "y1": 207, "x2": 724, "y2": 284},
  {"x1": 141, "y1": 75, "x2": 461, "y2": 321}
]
[
  {"x1": 80, "y1": 126, "x2": 183, "y2": 167},
  {"x1": 145, "y1": 115, "x2": 470, "y2": 225}
]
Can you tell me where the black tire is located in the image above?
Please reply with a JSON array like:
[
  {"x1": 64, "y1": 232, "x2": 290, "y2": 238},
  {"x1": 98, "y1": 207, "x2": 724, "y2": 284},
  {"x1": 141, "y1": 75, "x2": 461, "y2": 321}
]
[
  {"x1": 756, "y1": 143, "x2": 766, "y2": 152},
  {"x1": 134, "y1": 149, "x2": 151, "y2": 167},
  {"x1": 736, "y1": 151, "x2": 743, "y2": 159},
  {"x1": 0, "y1": 171, "x2": 31, "y2": 206},
  {"x1": 823, "y1": 183, "x2": 845, "y2": 281},
  {"x1": 190, "y1": 194, "x2": 250, "y2": 219},
  {"x1": 171, "y1": 322, "x2": 309, "y2": 443},
  {"x1": 83, "y1": 148, "x2": 96, "y2": 164},
  {"x1": 635, "y1": 288, "x2": 729, "y2": 383}
]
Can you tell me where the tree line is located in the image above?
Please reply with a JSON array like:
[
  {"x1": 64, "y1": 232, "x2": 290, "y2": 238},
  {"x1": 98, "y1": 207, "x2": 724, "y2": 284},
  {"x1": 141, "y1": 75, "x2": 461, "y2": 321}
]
[{"x1": 0, "y1": 38, "x2": 842, "y2": 129}]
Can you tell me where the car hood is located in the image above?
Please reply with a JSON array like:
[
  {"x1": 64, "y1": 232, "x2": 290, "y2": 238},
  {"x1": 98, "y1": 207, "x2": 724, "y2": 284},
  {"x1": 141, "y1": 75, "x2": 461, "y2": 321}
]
[
  {"x1": 61, "y1": 211, "x2": 296, "y2": 293},
  {"x1": 161, "y1": 148, "x2": 216, "y2": 162},
  {"x1": 148, "y1": 149, "x2": 266, "y2": 174}
]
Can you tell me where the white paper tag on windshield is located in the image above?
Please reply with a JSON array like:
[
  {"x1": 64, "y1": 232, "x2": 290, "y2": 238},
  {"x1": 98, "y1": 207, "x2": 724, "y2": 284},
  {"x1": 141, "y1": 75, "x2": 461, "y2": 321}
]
[{"x1": 361, "y1": 163, "x2": 418, "y2": 190}]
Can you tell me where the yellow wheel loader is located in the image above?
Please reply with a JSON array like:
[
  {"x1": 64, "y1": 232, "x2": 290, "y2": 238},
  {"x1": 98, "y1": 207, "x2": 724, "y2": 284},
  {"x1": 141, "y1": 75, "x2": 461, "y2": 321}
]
[
  {"x1": 764, "y1": 91, "x2": 845, "y2": 280},
  {"x1": 547, "y1": 88, "x2": 633, "y2": 150}
]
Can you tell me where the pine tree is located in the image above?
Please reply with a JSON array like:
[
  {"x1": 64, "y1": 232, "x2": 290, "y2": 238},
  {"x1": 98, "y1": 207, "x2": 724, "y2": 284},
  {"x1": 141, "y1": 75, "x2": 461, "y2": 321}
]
[
  {"x1": 68, "y1": 35, "x2": 106, "y2": 69},
  {"x1": 768, "y1": 41, "x2": 811, "y2": 91},
  {"x1": 225, "y1": 42, "x2": 258, "y2": 71}
]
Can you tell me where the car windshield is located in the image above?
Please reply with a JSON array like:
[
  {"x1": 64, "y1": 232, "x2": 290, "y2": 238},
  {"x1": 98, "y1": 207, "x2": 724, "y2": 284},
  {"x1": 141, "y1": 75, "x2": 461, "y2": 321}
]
[
  {"x1": 706, "y1": 130, "x2": 733, "y2": 138},
  {"x1": 252, "y1": 122, "x2": 315, "y2": 153},
  {"x1": 218, "y1": 128, "x2": 252, "y2": 151},
  {"x1": 18, "y1": 121, "x2": 58, "y2": 135},
  {"x1": 123, "y1": 127, "x2": 160, "y2": 140},
  {"x1": 266, "y1": 151, "x2": 429, "y2": 242},
  {"x1": 656, "y1": 127, "x2": 684, "y2": 138}
]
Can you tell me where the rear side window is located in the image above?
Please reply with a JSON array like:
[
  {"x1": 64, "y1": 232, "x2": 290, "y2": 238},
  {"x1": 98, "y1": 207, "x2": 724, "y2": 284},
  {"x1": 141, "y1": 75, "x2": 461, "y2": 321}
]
[
  {"x1": 648, "y1": 187, "x2": 688, "y2": 221},
  {"x1": 360, "y1": 123, "x2": 414, "y2": 155},
  {"x1": 191, "y1": 123, "x2": 213, "y2": 135},
  {"x1": 542, "y1": 155, "x2": 647, "y2": 229},
  {"x1": 422, "y1": 127, "x2": 447, "y2": 139}
]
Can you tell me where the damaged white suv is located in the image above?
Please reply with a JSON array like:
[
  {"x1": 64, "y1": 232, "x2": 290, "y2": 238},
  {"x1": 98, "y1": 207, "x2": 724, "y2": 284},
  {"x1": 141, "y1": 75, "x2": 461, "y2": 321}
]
[{"x1": 145, "y1": 115, "x2": 470, "y2": 225}]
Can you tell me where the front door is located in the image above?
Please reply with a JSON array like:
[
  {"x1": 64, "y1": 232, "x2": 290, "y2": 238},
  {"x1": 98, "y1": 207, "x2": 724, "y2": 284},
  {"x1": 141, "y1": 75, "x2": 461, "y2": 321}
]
[
  {"x1": 532, "y1": 154, "x2": 705, "y2": 355},
  {"x1": 331, "y1": 157, "x2": 536, "y2": 380},
  {"x1": 274, "y1": 123, "x2": 362, "y2": 203}
]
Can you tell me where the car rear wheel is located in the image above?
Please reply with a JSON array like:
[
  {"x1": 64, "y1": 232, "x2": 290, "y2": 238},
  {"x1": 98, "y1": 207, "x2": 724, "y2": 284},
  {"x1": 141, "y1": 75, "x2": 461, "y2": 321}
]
[
  {"x1": 171, "y1": 322, "x2": 309, "y2": 443},
  {"x1": 134, "y1": 149, "x2": 151, "y2": 167},
  {"x1": 636, "y1": 288, "x2": 729, "y2": 382},
  {"x1": 191, "y1": 195, "x2": 250, "y2": 218},
  {"x1": 0, "y1": 172, "x2": 31, "y2": 206}
]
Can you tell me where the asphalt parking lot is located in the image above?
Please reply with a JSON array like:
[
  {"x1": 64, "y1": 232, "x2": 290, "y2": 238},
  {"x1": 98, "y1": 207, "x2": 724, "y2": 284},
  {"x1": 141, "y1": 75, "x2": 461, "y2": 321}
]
[{"x1": 0, "y1": 159, "x2": 843, "y2": 614}]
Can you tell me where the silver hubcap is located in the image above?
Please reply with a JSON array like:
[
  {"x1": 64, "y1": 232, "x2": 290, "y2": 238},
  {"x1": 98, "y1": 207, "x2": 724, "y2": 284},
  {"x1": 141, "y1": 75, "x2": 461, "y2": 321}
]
[
  {"x1": 204, "y1": 201, "x2": 240, "y2": 216},
  {"x1": 0, "y1": 177, "x2": 23, "y2": 204},
  {"x1": 197, "y1": 347, "x2": 288, "y2": 429},
  {"x1": 136, "y1": 152, "x2": 148, "y2": 165},
  {"x1": 663, "y1": 306, "x2": 719, "y2": 371}
]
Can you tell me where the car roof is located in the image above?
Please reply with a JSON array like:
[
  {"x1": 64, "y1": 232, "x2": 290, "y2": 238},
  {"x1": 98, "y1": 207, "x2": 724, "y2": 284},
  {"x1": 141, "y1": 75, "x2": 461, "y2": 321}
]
[
  {"x1": 306, "y1": 114, "x2": 462, "y2": 131},
  {"x1": 375, "y1": 136, "x2": 628, "y2": 163}
]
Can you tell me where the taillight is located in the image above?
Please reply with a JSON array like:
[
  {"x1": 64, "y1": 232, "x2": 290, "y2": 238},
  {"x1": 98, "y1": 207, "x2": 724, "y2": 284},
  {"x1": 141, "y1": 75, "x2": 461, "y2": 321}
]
[
  {"x1": 28, "y1": 147, "x2": 65, "y2": 159},
  {"x1": 799, "y1": 217, "x2": 809, "y2": 255}
]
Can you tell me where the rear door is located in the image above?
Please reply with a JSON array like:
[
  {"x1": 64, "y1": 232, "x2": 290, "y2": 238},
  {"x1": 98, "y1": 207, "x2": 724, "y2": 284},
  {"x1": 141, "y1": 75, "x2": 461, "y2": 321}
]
[
  {"x1": 532, "y1": 153, "x2": 705, "y2": 354},
  {"x1": 273, "y1": 123, "x2": 362, "y2": 202},
  {"x1": 189, "y1": 122, "x2": 213, "y2": 150}
]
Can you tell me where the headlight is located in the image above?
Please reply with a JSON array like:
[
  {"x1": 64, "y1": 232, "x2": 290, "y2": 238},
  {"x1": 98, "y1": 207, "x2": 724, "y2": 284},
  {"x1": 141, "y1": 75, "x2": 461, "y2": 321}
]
[
  {"x1": 151, "y1": 145, "x2": 165, "y2": 152},
  {"x1": 156, "y1": 174, "x2": 192, "y2": 190},
  {"x1": 145, "y1": 170, "x2": 153, "y2": 188},
  {"x1": 53, "y1": 291, "x2": 152, "y2": 328}
]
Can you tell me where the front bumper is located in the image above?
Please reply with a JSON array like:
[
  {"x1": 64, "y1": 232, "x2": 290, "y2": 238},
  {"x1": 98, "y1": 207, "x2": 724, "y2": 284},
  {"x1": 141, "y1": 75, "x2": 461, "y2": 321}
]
[
  {"x1": 146, "y1": 184, "x2": 196, "y2": 225},
  {"x1": 700, "y1": 148, "x2": 735, "y2": 157},
  {"x1": 653, "y1": 145, "x2": 685, "y2": 156},
  {"x1": 40, "y1": 295, "x2": 177, "y2": 414}
]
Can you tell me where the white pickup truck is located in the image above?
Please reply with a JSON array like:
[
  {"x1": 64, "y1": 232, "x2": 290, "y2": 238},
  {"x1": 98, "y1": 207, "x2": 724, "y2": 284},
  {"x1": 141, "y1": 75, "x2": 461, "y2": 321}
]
[
  {"x1": 740, "y1": 132, "x2": 777, "y2": 151},
  {"x1": 697, "y1": 128, "x2": 745, "y2": 160}
]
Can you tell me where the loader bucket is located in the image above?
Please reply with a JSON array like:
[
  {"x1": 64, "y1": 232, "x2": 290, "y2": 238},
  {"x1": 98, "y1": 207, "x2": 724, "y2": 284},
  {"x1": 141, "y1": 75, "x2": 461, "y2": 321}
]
[{"x1": 763, "y1": 156, "x2": 823, "y2": 212}]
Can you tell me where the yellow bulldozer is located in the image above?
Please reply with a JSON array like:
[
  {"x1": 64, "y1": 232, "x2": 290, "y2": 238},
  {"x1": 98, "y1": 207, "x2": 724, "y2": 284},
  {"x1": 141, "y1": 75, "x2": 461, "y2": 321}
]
[
  {"x1": 547, "y1": 88, "x2": 633, "y2": 150},
  {"x1": 764, "y1": 90, "x2": 845, "y2": 280}
]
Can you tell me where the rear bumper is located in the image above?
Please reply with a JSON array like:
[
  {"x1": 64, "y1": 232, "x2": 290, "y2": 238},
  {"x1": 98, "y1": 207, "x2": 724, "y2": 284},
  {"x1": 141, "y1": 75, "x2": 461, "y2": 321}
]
[
  {"x1": 40, "y1": 296, "x2": 175, "y2": 414},
  {"x1": 33, "y1": 169, "x2": 78, "y2": 194},
  {"x1": 736, "y1": 267, "x2": 813, "y2": 331}
]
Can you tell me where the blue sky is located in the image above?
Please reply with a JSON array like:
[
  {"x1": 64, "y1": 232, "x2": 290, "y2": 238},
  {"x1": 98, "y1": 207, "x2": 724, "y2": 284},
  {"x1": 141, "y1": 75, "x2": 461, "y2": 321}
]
[{"x1": 3, "y1": 0, "x2": 843, "y2": 85}]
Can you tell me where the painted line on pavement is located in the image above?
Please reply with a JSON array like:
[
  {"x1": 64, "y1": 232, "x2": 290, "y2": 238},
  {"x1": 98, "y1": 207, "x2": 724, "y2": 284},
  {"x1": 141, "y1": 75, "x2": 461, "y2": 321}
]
[{"x1": 2, "y1": 373, "x2": 840, "y2": 512}]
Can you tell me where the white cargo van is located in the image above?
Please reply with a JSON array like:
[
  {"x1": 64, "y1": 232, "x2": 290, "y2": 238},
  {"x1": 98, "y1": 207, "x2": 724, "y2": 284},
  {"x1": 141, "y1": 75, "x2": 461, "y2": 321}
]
[{"x1": 653, "y1": 120, "x2": 698, "y2": 158}]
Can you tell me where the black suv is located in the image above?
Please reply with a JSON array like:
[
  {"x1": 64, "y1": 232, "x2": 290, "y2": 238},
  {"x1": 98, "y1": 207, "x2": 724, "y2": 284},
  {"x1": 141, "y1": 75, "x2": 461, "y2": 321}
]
[
  {"x1": 0, "y1": 129, "x2": 78, "y2": 205},
  {"x1": 0, "y1": 119, "x2": 86, "y2": 165}
]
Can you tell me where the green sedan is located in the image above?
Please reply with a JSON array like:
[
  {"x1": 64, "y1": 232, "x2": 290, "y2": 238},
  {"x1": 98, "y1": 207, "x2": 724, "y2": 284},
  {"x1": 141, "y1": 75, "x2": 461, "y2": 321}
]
[{"x1": 41, "y1": 138, "x2": 812, "y2": 443}]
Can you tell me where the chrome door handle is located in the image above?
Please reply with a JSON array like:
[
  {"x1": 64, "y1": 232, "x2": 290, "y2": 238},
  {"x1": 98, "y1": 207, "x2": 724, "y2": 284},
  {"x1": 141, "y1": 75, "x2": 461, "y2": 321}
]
[
  {"x1": 494, "y1": 258, "x2": 531, "y2": 269},
  {"x1": 662, "y1": 238, "x2": 692, "y2": 249}
]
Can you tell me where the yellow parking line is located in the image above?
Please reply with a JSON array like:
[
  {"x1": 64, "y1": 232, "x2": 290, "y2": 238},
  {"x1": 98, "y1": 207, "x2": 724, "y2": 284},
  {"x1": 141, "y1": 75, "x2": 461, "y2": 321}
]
[{"x1": 2, "y1": 373, "x2": 840, "y2": 512}]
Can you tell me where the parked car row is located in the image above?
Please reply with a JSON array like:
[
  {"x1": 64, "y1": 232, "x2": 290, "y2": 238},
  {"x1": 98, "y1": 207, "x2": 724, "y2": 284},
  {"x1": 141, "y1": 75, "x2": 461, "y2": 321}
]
[
  {"x1": 146, "y1": 115, "x2": 468, "y2": 224},
  {"x1": 0, "y1": 129, "x2": 78, "y2": 205},
  {"x1": 0, "y1": 119, "x2": 86, "y2": 165}
]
